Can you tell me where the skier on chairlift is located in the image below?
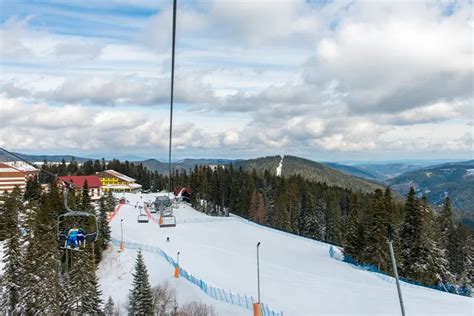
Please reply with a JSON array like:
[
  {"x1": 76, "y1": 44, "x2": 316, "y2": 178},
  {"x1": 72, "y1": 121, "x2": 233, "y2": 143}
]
[
  {"x1": 67, "y1": 223, "x2": 80, "y2": 249},
  {"x1": 77, "y1": 226, "x2": 85, "y2": 247}
]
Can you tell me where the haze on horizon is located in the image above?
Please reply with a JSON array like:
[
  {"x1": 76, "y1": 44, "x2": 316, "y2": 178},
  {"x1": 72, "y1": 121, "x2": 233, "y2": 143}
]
[{"x1": 0, "y1": 0, "x2": 473, "y2": 162}]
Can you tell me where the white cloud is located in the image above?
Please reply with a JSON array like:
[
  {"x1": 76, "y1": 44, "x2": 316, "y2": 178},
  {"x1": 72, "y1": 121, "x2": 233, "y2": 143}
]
[{"x1": 1, "y1": 1, "x2": 472, "y2": 160}]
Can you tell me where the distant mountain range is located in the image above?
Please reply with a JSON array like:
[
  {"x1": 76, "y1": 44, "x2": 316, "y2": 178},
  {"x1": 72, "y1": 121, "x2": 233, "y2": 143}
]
[
  {"x1": 140, "y1": 158, "x2": 237, "y2": 174},
  {"x1": 0, "y1": 151, "x2": 91, "y2": 163},
  {"x1": 387, "y1": 160, "x2": 474, "y2": 213}
]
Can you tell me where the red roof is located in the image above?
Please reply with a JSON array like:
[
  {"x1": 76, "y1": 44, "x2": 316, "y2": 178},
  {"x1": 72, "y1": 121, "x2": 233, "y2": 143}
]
[
  {"x1": 174, "y1": 187, "x2": 192, "y2": 195},
  {"x1": 59, "y1": 175, "x2": 101, "y2": 188}
]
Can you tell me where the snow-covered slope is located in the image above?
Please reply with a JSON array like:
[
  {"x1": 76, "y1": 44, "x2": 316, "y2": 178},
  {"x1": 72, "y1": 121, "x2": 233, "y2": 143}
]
[{"x1": 100, "y1": 192, "x2": 473, "y2": 316}]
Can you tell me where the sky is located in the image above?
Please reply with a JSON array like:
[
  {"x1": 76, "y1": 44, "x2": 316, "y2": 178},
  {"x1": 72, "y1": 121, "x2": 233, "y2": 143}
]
[{"x1": 0, "y1": 0, "x2": 472, "y2": 162}]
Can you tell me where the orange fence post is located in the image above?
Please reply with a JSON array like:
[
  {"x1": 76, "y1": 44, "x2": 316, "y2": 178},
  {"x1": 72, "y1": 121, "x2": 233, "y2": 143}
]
[{"x1": 253, "y1": 303, "x2": 262, "y2": 316}]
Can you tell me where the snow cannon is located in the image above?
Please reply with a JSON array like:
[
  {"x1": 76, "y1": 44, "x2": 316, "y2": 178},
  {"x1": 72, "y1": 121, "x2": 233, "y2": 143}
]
[
  {"x1": 159, "y1": 216, "x2": 164, "y2": 225},
  {"x1": 174, "y1": 266, "x2": 180, "y2": 278},
  {"x1": 253, "y1": 303, "x2": 262, "y2": 316}
]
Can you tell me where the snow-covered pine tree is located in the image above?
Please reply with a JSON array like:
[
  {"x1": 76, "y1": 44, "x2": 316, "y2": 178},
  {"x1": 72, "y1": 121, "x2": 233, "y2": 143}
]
[
  {"x1": 129, "y1": 250, "x2": 153, "y2": 315},
  {"x1": 344, "y1": 193, "x2": 364, "y2": 262},
  {"x1": 365, "y1": 189, "x2": 391, "y2": 271},
  {"x1": 436, "y1": 197, "x2": 455, "y2": 284},
  {"x1": 400, "y1": 187, "x2": 422, "y2": 280},
  {"x1": 324, "y1": 199, "x2": 343, "y2": 245},
  {"x1": 31, "y1": 186, "x2": 63, "y2": 314},
  {"x1": 301, "y1": 197, "x2": 326, "y2": 241},
  {"x1": 106, "y1": 191, "x2": 117, "y2": 213},
  {"x1": 1, "y1": 188, "x2": 23, "y2": 314},
  {"x1": 18, "y1": 212, "x2": 42, "y2": 314},
  {"x1": 417, "y1": 197, "x2": 445, "y2": 285},
  {"x1": 66, "y1": 247, "x2": 103, "y2": 314},
  {"x1": 438, "y1": 197, "x2": 453, "y2": 248},
  {"x1": 104, "y1": 296, "x2": 115, "y2": 316},
  {"x1": 448, "y1": 224, "x2": 474, "y2": 294},
  {"x1": 96, "y1": 195, "x2": 112, "y2": 262}
]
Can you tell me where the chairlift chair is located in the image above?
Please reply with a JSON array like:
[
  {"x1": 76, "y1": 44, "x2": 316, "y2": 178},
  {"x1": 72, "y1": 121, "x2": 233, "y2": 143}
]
[
  {"x1": 57, "y1": 211, "x2": 98, "y2": 248},
  {"x1": 137, "y1": 208, "x2": 149, "y2": 223},
  {"x1": 159, "y1": 214, "x2": 176, "y2": 228}
]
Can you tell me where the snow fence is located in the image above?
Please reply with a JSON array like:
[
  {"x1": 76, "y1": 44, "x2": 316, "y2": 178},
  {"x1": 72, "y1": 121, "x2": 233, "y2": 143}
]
[
  {"x1": 328, "y1": 245, "x2": 472, "y2": 297},
  {"x1": 111, "y1": 238, "x2": 284, "y2": 316}
]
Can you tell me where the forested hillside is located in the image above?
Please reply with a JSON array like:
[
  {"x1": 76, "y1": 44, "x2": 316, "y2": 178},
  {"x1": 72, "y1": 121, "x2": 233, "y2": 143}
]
[
  {"x1": 388, "y1": 161, "x2": 474, "y2": 213},
  {"x1": 233, "y1": 155, "x2": 384, "y2": 193},
  {"x1": 283, "y1": 156, "x2": 384, "y2": 193},
  {"x1": 323, "y1": 162, "x2": 378, "y2": 180}
]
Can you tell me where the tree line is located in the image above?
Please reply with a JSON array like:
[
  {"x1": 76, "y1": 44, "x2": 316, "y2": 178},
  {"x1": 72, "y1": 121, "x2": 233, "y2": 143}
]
[{"x1": 176, "y1": 165, "x2": 473, "y2": 296}]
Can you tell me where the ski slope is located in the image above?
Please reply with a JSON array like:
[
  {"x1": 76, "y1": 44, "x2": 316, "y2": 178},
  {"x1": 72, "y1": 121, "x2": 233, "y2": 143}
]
[{"x1": 101, "y1": 192, "x2": 473, "y2": 316}]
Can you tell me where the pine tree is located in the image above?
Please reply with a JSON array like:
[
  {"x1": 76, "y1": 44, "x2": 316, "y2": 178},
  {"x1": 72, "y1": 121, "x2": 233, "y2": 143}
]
[
  {"x1": 301, "y1": 198, "x2": 325, "y2": 240},
  {"x1": 344, "y1": 193, "x2": 364, "y2": 262},
  {"x1": 96, "y1": 195, "x2": 112, "y2": 262},
  {"x1": 1, "y1": 188, "x2": 23, "y2": 314},
  {"x1": 66, "y1": 248, "x2": 103, "y2": 314},
  {"x1": 324, "y1": 200, "x2": 342, "y2": 245},
  {"x1": 18, "y1": 201, "x2": 41, "y2": 314},
  {"x1": 365, "y1": 189, "x2": 391, "y2": 271},
  {"x1": 104, "y1": 296, "x2": 116, "y2": 316},
  {"x1": 80, "y1": 179, "x2": 92, "y2": 211},
  {"x1": 32, "y1": 188, "x2": 63, "y2": 314},
  {"x1": 435, "y1": 197, "x2": 455, "y2": 285},
  {"x1": 448, "y1": 224, "x2": 474, "y2": 294},
  {"x1": 400, "y1": 187, "x2": 422, "y2": 280},
  {"x1": 438, "y1": 197, "x2": 453, "y2": 250},
  {"x1": 129, "y1": 250, "x2": 153, "y2": 315},
  {"x1": 106, "y1": 191, "x2": 117, "y2": 213},
  {"x1": 417, "y1": 197, "x2": 444, "y2": 285},
  {"x1": 24, "y1": 176, "x2": 42, "y2": 201}
]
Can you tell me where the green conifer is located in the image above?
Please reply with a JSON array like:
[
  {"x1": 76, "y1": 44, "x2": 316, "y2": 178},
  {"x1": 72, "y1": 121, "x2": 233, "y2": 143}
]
[{"x1": 129, "y1": 250, "x2": 153, "y2": 315}]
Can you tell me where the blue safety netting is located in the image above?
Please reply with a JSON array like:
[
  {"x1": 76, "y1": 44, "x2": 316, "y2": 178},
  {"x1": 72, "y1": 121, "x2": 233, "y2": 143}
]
[
  {"x1": 328, "y1": 245, "x2": 472, "y2": 297},
  {"x1": 111, "y1": 238, "x2": 284, "y2": 316}
]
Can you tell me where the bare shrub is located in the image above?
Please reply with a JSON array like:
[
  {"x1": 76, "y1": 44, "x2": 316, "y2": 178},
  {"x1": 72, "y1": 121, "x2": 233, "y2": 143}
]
[
  {"x1": 178, "y1": 301, "x2": 217, "y2": 316},
  {"x1": 152, "y1": 281, "x2": 178, "y2": 315}
]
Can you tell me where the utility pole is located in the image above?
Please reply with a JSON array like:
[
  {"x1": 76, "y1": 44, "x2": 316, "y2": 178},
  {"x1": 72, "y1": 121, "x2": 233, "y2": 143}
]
[
  {"x1": 388, "y1": 225, "x2": 405, "y2": 316},
  {"x1": 254, "y1": 242, "x2": 262, "y2": 316}
]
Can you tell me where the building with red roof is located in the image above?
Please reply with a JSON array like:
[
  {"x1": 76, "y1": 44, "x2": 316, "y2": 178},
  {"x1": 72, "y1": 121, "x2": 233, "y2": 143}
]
[
  {"x1": 174, "y1": 187, "x2": 192, "y2": 202},
  {"x1": 58, "y1": 175, "x2": 102, "y2": 201}
]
